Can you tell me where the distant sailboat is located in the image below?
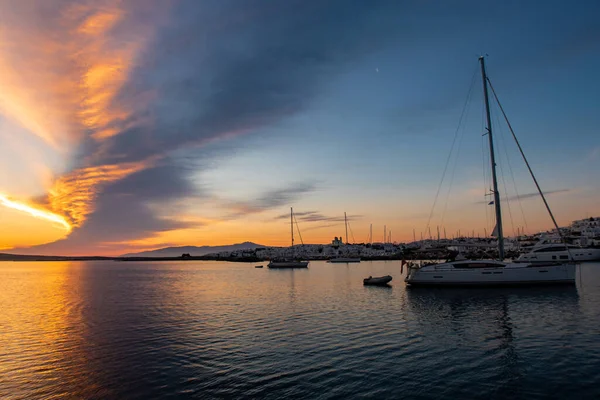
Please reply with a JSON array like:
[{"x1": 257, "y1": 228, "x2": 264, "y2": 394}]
[
  {"x1": 405, "y1": 56, "x2": 575, "y2": 286},
  {"x1": 328, "y1": 212, "x2": 361, "y2": 263},
  {"x1": 268, "y1": 207, "x2": 309, "y2": 268}
]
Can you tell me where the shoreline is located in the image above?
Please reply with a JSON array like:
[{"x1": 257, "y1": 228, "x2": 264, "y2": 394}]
[{"x1": 0, "y1": 254, "x2": 409, "y2": 263}]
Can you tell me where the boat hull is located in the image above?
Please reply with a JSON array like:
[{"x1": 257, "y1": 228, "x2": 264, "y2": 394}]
[
  {"x1": 268, "y1": 261, "x2": 309, "y2": 268},
  {"x1": 405, "y1": 261, "x2": 576, "y2": 287},
  {"x1": 406, "y1": 279, "x2": 575, "y2": 287},
  {"x1": 328, "y1": 258, "x2": 361, "y2": 263}
]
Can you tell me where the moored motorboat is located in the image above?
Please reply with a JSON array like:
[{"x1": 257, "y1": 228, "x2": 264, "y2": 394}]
[
  {"x1": 364, "y1": 275, "x2": 393, "y2": 285},
  {"x1": 268, "y1": 260, "x2": 309, "y2": 268},
  {"x1": 518, "y1": 244, "x2": 600, "y2": 262},
  {"x1": 328, "y1": 257, "x2": 361, "y2": 263}
]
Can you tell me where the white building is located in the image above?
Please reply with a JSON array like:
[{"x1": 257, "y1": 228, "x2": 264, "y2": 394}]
[{"x1": 331, "y1": 237, "x2": 344, "y2": 246}]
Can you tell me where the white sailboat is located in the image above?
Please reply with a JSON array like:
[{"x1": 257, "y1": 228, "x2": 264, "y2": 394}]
[
  {"x1": 268, "y1": 207, "x2": 309, "y2": 268},
  {"x1": 405, "y1": 56, "x2": 576, "y2": 287},
  {"x1": 328, "y1": 212, "x2": 361, "y2": 263}
]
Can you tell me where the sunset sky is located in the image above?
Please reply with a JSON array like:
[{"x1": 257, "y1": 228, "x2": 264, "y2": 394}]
[{"x1": 0, "y1": 0, "x2": 599, "y2": 256}]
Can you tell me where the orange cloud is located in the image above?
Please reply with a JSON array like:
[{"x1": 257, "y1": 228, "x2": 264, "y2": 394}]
[
  {"x1": 0, "y1": 38, "x2": 79, "y2": 150},
  {"x1": 0, "y1": 1, "x2": 168, "y2": 245},
  {"x1": 47, "y1": 160, "x2": 152, "y2": 228},
  {"x1": 0, "y1": 193, "x2": 71, "y2": 232},
  {"x1": 0, "y1": 2, "x2": 141, "y2": 150},
  {"x1": 0, "y1": 1, "x2": 132, "y2": 146},
  {"x1": 71, "y1": 5, "x2": 143, "y2": 140},
  {"x1": 77, "y1": 8, "x2": 122, "y2": 36}
]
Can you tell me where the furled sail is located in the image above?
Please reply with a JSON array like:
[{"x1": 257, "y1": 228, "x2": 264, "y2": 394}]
[{"x1": 491, "y1": 224, "x2": 498, "y2": 237}]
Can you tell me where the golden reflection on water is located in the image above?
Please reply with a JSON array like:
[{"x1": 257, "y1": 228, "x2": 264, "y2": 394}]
[
  {"x1": 0, "y1": 261, "x2": 597, "y2": 399},
  {"x1": 0, "y1": 262, "x2": 98, "y2": 399}
]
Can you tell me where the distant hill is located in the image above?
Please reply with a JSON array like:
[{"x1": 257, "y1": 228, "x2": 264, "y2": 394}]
[
  {"x1": 0, "y1": 253, "x2": 114, "y2": 261},
  {"x1": 120, "y1": 242, "x2": 265, "y2": 258}
]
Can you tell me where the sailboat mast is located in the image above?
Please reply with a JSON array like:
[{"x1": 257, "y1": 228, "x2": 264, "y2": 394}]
[
  {"x1": 291, "y1": 207, "x2": 294, "y2": 247},
  {"x1": 344, "y1": 212, "x2": 348, "y2": 244},
  {"x1": 480, "y1": 56, "x2": 504, "y2": 260}
]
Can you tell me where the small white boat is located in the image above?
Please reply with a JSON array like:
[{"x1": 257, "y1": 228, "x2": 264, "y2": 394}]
[
  {"x1": 328, "y1": 257, "x2": 361, "y2": 263},
  {"x1": 268, "y1": 260, "x2": 309, "y2": 268},
  {"x1": 364, "y1": 275, "x2": 393, "y2": 285},
  {"x1": 518, "y1": 244, "x2": 600, "y2": 262}
]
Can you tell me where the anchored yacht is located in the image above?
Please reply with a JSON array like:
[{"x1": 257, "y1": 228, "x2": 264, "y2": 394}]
[
  {"x1": 405, "y1": 57, "x2": 576, "y2": 287},
  {"x1": 405, "y1": 260, "x2": 574, "y2": 286}
]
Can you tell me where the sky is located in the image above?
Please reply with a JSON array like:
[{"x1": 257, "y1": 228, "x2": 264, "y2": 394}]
[{"x1": 0, "y1": 0, "x2": 599, "y2": 256}]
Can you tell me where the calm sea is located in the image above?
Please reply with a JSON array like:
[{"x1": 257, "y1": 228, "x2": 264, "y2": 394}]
[{"x1": 1, "y1": 260, "x2": 599, "y2": 399}]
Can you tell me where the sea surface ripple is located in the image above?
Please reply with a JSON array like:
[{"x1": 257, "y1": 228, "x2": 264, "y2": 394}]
[{"x1": 1, "y1": 260, "x2": 599, "y2": 399}]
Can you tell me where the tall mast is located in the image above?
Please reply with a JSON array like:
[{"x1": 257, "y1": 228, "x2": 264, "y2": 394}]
[
  {"x1": 344, "y1": 212, "x2": 348, "y2": 244},
  {"x1": 480, "y1": 56, "x2": 504, "y2": 260},
  {"x1": 290, "y1": 207, "x2": 294, "y2": 247}
]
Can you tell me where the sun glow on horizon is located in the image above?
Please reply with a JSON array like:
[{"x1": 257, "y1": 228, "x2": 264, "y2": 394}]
[{"x1": 0, "y1": 193, "x2": 71, "y2": 232}]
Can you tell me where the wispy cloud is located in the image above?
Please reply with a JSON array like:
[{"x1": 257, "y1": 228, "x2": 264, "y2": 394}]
[
  {"x1": 0, "y1": 0, "x2": 162, "y2": 149},
  {"x1": 475, "y1": 189, "x2": 570, "y2": 204},
  {"x1": 274, "y1": 210, "x2": 362, "y2": 223},
  {"x1": 587, "y1": 147, "x2": 600, "y2": 162},
  {"x1": 224, "y1": 182, "x2": 317, "y2": 218},
  {"x1": 303, "y1": 223, "x2": 346, "y2": 232}
]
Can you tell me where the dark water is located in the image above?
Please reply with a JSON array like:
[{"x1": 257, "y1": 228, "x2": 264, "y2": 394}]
[{"x1": 1, "y1": 260, "x2": 600, "y2": 399}]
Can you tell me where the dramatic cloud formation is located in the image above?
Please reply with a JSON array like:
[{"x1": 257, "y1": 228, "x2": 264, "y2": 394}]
[
  {"x1": 3, "y1": 0, "x2": 597, "y2": 254},
  {"x1": 0, "y1": 0, "x2": 169, "y2": 247},
  {"x1": 0, "y1": 0, "x2": 403, "y2": 253}
]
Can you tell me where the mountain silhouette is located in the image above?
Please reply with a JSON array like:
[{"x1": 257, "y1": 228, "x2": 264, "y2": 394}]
[{"x1": 120, "y1": 242, "x2": 265, "y2": 258}]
